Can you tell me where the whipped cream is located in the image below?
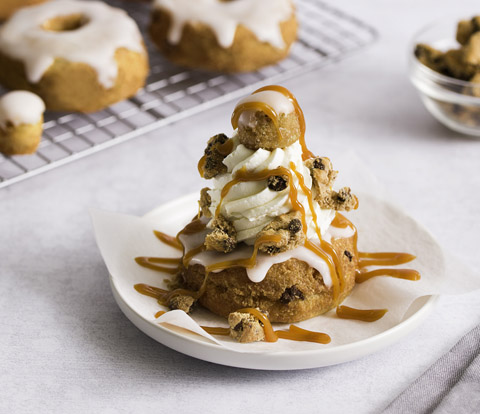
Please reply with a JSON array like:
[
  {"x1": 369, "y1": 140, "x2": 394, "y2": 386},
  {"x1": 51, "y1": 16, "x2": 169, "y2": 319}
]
[
  {"x1": 208, "y1": 136, "x2": 335, "y2": 244},
  {"x1": 153, "y1": 0, "x2": 293, "y2": 49},
  {"x1": 0, "y1": 91, "x2": 45, "y2": 129}
]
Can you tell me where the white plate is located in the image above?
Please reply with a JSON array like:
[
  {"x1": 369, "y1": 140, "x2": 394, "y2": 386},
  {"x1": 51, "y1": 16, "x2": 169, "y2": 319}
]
[{"x1": 107, "y1": 193, "x2": 439, "y2": 370}]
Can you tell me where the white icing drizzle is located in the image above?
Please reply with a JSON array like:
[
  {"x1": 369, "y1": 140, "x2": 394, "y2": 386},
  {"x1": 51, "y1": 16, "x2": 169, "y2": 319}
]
[
  {"x1": 0, "y1": 91, "x2": 45, "y2": 129},
  {"x1": 153, "y1": 0, "x2": 293, "y2": 49},
  {"x1": 0, "y1": 0, "x2": 145, "y2": 88},
  {"x1": 324, "y1": 222, "x2": 355, "y2": 244}
]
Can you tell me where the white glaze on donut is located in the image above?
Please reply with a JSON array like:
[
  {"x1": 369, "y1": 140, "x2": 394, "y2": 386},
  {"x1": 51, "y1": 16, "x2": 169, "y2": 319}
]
[
  {"x1": 153, "y1": 0, "x2": 294, "y2": 49},
  {"x1": 0, "y1": 0, "x2": 145, "y2": 88},
  {"x1": 0, "y1": 91, "x2": 45, "y2": 129}
]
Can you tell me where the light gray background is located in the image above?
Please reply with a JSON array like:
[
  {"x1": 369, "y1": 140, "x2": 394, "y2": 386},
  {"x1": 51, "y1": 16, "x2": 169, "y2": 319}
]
[{"x1": 1, "y1": 1, "x2": 480, "y2": 413}]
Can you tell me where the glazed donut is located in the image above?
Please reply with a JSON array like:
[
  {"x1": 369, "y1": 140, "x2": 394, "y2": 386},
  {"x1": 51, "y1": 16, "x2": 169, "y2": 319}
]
[
  {"x1": 149, "y1": 0, "x2": 298, "y2": 72},
  {"x1": 0, "y1": 91, "x2": 45, "y2": 155},
  {"x1": 0, "y1": 0, "x2": 48, "y2": 21},
  {"x1": 0, "y1": 0, "x2": 148, "y2": 113}
]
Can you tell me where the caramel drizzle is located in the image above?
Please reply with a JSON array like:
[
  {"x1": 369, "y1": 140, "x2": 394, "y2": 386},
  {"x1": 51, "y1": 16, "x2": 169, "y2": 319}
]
[
  {"x1": 198, "y1": 138, "x2": 234, "y2": 178},
  {"x1": 231, "y1": 85, "x2": 313, "y2": 161},
  {"x1": 154, "y1": 230, "x2": 183, "y2": 250},
  {"x1": 135, "y1": 256, "x2": 181, "y2": 274},
  {"x1": 291, "y1": 162, "x2": 343, "y2": 299},
  {"x1": 358, "y1": 252, "x2": 416, "y2": 268},
  {"x1": 356, "y1": 268, "x2": 421, "y2": 284},
  {"x1": 336, "y1": 306, "x2": 388, "y2": 322}
]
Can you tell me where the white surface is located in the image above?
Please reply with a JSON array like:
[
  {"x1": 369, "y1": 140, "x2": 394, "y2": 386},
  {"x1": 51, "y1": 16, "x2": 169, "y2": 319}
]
[
  {"x1": 93, "y1": 192, "x2": 441, "y2": 369},
  {"x1": 1, "y1": 0, "x2": 480, "y2": 412}
]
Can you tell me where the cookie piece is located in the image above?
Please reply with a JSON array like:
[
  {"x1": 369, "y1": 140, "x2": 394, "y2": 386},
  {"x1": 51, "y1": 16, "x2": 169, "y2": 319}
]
[
  {"x1": 199, "y1": 187, "x2": 212, "y2": 218},
  {"x1": 201, "y1": 133, "x2": 229, "y2": 179},
  {"x1": 456, "y1": 17, "x2": 480, "y2": 45},
  {"x1": 237, "y1": 111, "x2": 301, "y2": 151},
  {"x1": 228, "y1": 311, "x2": 266, "y2": 343},
  {"x1": 180, "y1": 234, "x2": 358, "y2": 323},
  {"x1": 414, "y1": 43, "x2": 446, "y2": 73},
  {"x1": 204, "y1": 215, "x2": 237, "y2": 253},
  {"x1": 168, "y1": 295, "x2": 196, "y2": 313},
  {"x1": 257, "y1": 211, "x2": 305, "y2": 255},
  {"x1": 443, "y1": 49, "x2": 477, "y2": 80},
  {"x1": 306, "y1": 157, "x2": 357, "y2": 211},
  {"x1": 464, "y1": 32, "x2": 480, "y2": 66}
]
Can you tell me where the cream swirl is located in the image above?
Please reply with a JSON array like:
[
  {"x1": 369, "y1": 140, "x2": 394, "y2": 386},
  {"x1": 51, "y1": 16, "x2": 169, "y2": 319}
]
[{"x1": 207, "y1": 136, "x2": 335, "y2": 244}]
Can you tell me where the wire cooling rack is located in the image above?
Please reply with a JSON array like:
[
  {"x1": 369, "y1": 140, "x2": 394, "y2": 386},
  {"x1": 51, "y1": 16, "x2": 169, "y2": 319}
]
[{"x1": 0, "y1": 0, "x2": 377, "y2": 189}]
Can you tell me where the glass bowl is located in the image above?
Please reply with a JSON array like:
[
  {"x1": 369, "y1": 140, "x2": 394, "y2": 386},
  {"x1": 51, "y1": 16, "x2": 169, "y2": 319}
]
[{"x1": 409, "y1": 16, "x2": 480, "y2": 136}]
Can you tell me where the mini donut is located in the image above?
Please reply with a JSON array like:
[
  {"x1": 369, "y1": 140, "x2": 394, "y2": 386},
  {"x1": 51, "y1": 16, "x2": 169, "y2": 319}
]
[
  {"x1": 0, "y1": 0, "x2": 148, "y2": 113},
  {"x1": 179, "y1": 235, "x2": 358, "y2": 323},
  {"x1": 0, "y1": 91, "x2": 45, "y2": 155},
  {"x1": 149, "y1": 0, "x2": 298, "y2": 72},
  {"x1": 0, "y1": 0, "x2": 48, "y2": 21}
]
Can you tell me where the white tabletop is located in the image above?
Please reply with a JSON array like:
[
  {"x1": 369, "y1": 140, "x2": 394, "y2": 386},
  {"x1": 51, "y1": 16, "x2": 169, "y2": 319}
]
[{"x1": 2, "y1": 1, "x2": 480, "y2": 413}]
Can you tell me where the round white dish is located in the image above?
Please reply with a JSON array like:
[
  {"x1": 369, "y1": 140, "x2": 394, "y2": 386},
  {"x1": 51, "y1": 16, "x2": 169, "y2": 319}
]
[{"x1": 107, "y1": 193, "x2": 439, "y2": 370}]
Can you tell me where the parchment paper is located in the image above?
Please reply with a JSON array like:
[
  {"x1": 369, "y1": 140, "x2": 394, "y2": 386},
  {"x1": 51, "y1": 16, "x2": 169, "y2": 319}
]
[{"x1": 90, "y1": 152, "x2": 480, "y2": 352}]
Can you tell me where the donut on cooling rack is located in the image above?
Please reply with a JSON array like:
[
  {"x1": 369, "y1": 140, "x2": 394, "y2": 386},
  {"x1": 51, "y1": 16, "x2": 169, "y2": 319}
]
[
  {"x1": 149, "y1": 0, "x2": 298, "y2": 72},
  {"x1": 0, "y1": 0, "x2": 48, "y2": 21},
  {"x1": 0, "y1": 0, "x2": 149, "y2": 113},
  {"x1": 0, "y1": 91, "x2": 45, "y2": 155}
]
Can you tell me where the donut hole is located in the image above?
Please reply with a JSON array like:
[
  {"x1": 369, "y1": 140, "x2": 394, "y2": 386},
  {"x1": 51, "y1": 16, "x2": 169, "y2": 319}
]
[{"x1": 41, "y1": 14, "x2": 89, "y2": 32}]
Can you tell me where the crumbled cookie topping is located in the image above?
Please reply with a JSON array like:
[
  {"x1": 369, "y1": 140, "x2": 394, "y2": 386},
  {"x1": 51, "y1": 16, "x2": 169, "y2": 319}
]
[
  {"x1": 228, "y1": 310, "x2": 266, "y2": 343},
  {"x1": 199, "y1": 187, "x2": 212, "y2": 218},
  {"x1": 306, "y1": 157, "x2": 357, "y2": 211},
  {"x1": 204, "y1": 214, "x2": 237, "y2": 253},
  {"x1": 202, "y1": 133, "x2": 229, "y2": 179},
  {"x1": 257, "y1": 211, "x2": 305, "y2": 255},
  {"x1": 168, "y1": 295, "x2": 196, "y2": 314}
]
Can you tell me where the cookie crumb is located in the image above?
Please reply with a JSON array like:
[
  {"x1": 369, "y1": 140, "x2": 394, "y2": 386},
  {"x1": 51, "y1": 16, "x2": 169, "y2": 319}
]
[
  {"x1": 168, "y1": 295, "x2": 196, "y2": 314},
  {"x1": 257, "y1": 211, "x2": 305, "y2": 255},
  {"x1": 228, "y1": 311, "x2": 266, "y2": 343},
  {"x1": 199, "y1": 187, "x2": 212, "y2": 218},
  {"x1": 205, "y1": 215, "x2": 237, "y2": 253},
  {"x1": 202, "y1": 133, "x2": 229, "y2": 179}
]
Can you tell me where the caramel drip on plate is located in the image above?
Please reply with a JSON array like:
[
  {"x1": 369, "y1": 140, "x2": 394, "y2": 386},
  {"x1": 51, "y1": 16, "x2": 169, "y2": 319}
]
[
  {"x1": 356, "y1": 268, "x2": 421, "y2": 284},
  {"x1": 201, "y1": 326, "x2": 230, "y2": 336},
  {"x1": 155, "y1": 310, "x2": 166, "y2": 318},
  {"x1": 154, "y1": 230, "x2": 182, "y2": 250},
  {"x1": 275, "y1": 325, "x2": 331, "y2": 344},
  {"x1": 336, "y1": 306, "x2": 388, "y2": 322},
  {"x1": 135, "y1": 257, "x2": 181, "y2": 274},
  {"x1": 231, "y1": 85, "x2": 313, "y2": 161},
  {"x1": 358, "y1": 252, "x2": 416, "y2": 268}
]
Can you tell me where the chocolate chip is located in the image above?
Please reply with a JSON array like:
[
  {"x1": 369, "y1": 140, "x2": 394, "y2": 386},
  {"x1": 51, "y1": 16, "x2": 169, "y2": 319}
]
[
  {"x1": 344, "y1": 250, "x2": 353, "y2": 262},
  {"x1": 280, "y1": 285, "x2": 305, "y2": 304},
  {"x1": 266, "y1": 246, "x2": 281, "y2": 255},
  {"x1": 233, "y1": 322, "x2": 243, "y2": 332},
  {"x1": 313, "y1": 158, "x2": 325, "y2": 170},
  {"x1": 267, "y1": 175, "x2": 288, "y2": 191},
  {"x1": 288, "y1": 219, "x2": 302, "y2": 234}
]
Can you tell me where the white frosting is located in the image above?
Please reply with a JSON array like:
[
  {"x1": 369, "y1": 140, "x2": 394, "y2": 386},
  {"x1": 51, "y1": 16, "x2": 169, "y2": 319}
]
[
  {"x1": 0, "y1": 0, "x2": 145, "y2": 88},
  {"x1": 153, "y1": 0, "x2": 293, "y2": 49},
  {"x1": 208, "y1": 137, "x2": 335, "y2": 244},
  {"x1": 0, "y1": 91, "x2": 45, "y2": 129}
]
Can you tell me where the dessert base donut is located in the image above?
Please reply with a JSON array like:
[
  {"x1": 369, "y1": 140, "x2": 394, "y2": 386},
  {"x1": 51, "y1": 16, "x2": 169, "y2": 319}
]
[
  {"x1": 179, "y1": 235, "x2": 357, "y2": 323},
  {"x1": 0, "y1": 0, "x2": 47, "y2": 21},
  {"x1": 149, "y1": 0, "x2": 297, "y2": 72},
  {"x1": 0, "y1": 0, "x2": 148, "y2": 113},
  {"x1": 0, "y1": 91, "x2": 45, "y2": 155}
]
